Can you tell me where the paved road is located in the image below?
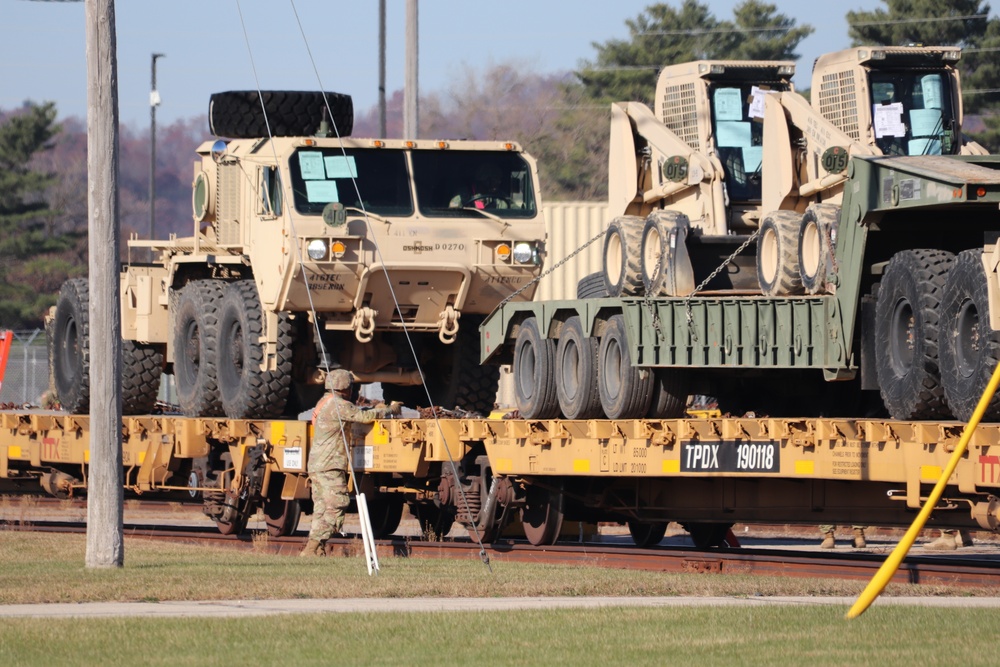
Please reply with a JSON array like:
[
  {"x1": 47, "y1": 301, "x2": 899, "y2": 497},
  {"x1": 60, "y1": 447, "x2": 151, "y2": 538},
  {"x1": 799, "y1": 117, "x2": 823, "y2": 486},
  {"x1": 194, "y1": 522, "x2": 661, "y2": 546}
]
[{"x1": 2, "y1": 596, "x2": 1000, "y2": 619}]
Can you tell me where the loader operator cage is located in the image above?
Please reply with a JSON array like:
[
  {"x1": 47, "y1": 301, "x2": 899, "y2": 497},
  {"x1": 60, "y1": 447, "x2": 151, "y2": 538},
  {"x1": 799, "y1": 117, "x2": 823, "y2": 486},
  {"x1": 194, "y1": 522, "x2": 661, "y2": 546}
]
[
  {"x1": 867, "y1": 69, "x2": 959, "y2": 156},
  {"x1": 708, "y1": 78, "x2": 792, "y2": 202}
]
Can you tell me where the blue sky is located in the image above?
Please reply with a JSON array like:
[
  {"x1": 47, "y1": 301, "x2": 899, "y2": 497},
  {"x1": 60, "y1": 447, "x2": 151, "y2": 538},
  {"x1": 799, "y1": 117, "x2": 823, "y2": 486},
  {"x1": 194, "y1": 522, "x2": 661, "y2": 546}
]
[{"x1": 1, "y1": 0, "x2": 928, "y2": 128}]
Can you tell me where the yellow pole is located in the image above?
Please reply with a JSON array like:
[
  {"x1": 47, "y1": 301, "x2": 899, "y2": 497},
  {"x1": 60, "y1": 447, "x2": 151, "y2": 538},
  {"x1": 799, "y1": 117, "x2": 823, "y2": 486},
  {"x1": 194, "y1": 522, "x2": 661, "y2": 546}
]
[{"x1": 846, "y1": 361, "x2": 1000, "y2": 619}]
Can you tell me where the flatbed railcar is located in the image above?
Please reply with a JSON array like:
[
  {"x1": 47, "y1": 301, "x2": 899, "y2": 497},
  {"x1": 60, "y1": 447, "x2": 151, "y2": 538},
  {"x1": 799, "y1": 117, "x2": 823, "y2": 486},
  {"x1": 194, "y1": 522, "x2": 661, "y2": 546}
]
[{"x1": 3, "y1": 410, "x2": 1000, "y2": 548}]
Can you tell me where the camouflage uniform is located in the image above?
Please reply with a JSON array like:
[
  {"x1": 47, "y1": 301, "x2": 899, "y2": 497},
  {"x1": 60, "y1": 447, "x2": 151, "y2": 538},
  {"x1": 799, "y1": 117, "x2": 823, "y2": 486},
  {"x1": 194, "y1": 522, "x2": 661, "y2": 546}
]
[{"x1": 306, "y1": 392, "x2": 391, "y2": 543}]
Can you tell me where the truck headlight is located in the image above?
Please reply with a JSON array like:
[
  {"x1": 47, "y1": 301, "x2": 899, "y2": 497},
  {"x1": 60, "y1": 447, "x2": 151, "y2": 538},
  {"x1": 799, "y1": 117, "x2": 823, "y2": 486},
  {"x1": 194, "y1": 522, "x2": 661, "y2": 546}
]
[
  {"x1": 307, "y1": 239, "x2": 327, "y2": 260},
  {"x1": 512, "y1": 242, "x2": 533, "y2": 264}
]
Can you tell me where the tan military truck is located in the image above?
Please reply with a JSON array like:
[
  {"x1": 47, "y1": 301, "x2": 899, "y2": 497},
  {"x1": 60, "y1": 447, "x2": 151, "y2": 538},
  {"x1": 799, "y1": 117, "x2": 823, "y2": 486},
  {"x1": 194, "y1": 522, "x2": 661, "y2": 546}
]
[{"x1": 50, "y1": 91, "x2": 546, "y2": 418}]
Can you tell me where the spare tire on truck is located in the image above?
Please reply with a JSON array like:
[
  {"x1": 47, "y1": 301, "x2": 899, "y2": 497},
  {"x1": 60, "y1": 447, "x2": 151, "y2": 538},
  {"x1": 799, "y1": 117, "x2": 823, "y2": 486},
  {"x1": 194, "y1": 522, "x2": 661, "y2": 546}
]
[
  {"x1": 51, "y1": 279, "x2": 91, "y2": 414},
  {"x1": 208, "y1": 90, "x2": 354, "y2": 139}
]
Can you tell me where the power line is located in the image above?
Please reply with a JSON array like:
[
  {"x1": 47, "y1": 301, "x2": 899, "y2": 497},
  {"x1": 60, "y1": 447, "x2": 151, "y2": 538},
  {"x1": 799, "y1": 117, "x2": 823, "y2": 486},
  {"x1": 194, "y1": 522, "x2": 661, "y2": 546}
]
[{"x1": 850, "y1": 13, "x2": 988, "y2": 28}]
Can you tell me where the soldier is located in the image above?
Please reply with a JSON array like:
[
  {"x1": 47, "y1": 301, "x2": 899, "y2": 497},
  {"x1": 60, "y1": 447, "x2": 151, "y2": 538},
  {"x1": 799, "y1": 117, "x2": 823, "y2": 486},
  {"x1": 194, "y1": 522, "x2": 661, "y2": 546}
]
[
  {"x1": 819, "y1": 525, "x2": 867, "y2": 549},
  {"x1": 299, "y1": 369, "x2": 401, "y2": 557}
]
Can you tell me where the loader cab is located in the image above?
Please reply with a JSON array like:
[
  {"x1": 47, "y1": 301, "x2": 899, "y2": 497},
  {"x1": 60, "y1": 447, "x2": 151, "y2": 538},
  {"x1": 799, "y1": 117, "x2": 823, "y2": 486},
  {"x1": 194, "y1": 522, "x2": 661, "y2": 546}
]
[{"x1": 868, "y1": 69, "x2": 959, "y2": 156}]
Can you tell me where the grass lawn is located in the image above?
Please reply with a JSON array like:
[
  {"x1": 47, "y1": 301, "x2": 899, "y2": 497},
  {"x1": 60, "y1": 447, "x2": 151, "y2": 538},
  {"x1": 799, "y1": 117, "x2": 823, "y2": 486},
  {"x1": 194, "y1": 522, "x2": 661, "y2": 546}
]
[{"x1": 0, "y1": 533, "x2": 997, "y2": 666}]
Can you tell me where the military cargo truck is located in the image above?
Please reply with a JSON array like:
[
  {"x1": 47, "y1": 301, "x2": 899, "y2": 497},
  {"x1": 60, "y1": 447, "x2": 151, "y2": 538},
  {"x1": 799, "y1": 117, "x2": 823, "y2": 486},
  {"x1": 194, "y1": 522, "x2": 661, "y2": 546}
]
[
  {"x1": 485, "y1": 47, "x2": 1000, "y2": 423},
  {"x1": 50, "y1": 91, "x2": 546, "y2": 419}
]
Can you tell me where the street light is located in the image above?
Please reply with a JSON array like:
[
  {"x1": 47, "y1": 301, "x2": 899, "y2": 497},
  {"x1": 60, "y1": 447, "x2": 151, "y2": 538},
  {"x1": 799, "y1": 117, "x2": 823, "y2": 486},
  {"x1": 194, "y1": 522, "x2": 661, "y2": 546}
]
[{"x1": 149, "y1": 52, "x2": 165, "y2": 245}]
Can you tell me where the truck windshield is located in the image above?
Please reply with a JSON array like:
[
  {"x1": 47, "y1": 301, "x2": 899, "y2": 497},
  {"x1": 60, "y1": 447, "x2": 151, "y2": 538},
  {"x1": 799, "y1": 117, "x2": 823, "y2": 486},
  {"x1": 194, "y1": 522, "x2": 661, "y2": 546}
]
[
  {"x1": 869, "y1": 70, "x2": 958, "y2": 156},
  {"x1": 411, "y1": 151, "x2": 537, "y2": 218},
  {"x1": 288, "y1": 148, "x2": 414, "y2": 216}
]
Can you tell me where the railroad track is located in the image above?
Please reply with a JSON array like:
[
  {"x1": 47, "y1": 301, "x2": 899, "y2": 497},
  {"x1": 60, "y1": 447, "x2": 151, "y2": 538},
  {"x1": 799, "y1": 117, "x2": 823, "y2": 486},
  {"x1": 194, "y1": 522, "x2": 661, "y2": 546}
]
[{"x1": 7, "y1": 518, "x2": 1000, "y2": 589}]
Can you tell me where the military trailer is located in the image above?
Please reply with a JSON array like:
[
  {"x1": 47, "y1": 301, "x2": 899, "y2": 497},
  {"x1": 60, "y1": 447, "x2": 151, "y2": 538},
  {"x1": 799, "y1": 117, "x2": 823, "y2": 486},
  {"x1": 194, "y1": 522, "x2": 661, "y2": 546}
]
[
  {"x1": 484, "y1": 47, "x2": 1000, "y2": 423},
  {"x1": 48, "y1": 91, "x2": 546, "y2": 419}
]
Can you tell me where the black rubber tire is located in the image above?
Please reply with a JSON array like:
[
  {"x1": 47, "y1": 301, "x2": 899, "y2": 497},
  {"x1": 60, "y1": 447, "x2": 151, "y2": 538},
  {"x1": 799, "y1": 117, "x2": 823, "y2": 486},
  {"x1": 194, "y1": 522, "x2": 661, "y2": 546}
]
[
  {"x1": 603, "y1": 215, "x2": 646, "y2": 296},
  {"x1": 798, "y1": 204, "x2": 840, "y2": 295},
  {"x1": 756, "y1": 210, "x2": 804, "y2": 296},
  {"x1": 263, "y1": 479, "x2": 301, "y2": 538},
  {"x1": 940, "y1": 249, "x2": 1000, "y2": 422},
  {"x1": 51, "y1": 278, "x2": 90, "y2": 414},
  {"x1": 513, "y1": 318, "x2": 560, "y2": 419},
  {"x1": 209, "y1": 90, "x2": 353, "y2": 139},
  {"x1": 641, "y1": 210, "x2": 692, "y2": 296},
  {"x1": 576, "y1": 272, "x2": 610, "y2": 299},
  {"x1": 555, "y1": 316, "x2": 602, "y2": 419},
  {"x1": 173, "y1": 280, "x2": 224, "y2": 417},
  {"x1": 598, "y1": 314, "x2": 653, "y2": 419},
  {"x1": 217, "y1": 280, "x2": 292, "y2": 419},
  {"x1": 875, "y1": 249, "x2": 955, "y2": 420},
  {"x1": 628, "y1": 521, "x2": 668, "y2": 547},
  {"x1": 213, "y1": 452, "x2": 251, "y2": 536},
  {"x1": 683, "y1": 522, "x2": 733, "y2": 549},
  {"x1": 365, "y1": 495, "x2": 404, "y2": 539},
  {"x1": 121, "y1": 340, "x2": 163, "y2": 415},
  {"x1": 647, "y1": 368, "x2": 688, "y2": 418},
  {"x1": 521, "y1": 484, "x2": 564, "y2": 547}
]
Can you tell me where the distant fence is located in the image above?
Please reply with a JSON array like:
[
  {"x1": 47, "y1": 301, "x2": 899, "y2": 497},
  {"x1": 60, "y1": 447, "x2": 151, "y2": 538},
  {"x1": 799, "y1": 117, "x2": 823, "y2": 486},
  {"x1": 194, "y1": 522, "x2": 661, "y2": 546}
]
[{"x1": 0, "y1": 330, "x2": 49, "y2": 406}]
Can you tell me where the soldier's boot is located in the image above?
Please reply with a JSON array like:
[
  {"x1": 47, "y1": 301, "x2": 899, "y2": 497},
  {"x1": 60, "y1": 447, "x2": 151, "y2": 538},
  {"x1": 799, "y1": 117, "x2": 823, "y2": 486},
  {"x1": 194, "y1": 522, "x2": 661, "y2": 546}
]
[
  {"x1": 820, "y1": 530, "x2": 836, "y2": 549},
  {"x1": 956, "y1": 530, "x2": 974, "y2": 548},
  {"x1": 924, "y1": 531, "x2": 958, "y2": 551},
  {"x1": 299, "y1": 539, "x2": 324, "y2": 557},
  {"x1": 852, "y1": 527, "x2": 867, "y2": 549}
]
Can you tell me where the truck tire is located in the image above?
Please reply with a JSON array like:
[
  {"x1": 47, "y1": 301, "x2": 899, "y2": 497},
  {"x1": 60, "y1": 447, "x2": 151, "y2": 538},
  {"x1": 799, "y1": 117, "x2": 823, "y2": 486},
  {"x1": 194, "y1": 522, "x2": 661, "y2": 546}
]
[
  {"x1": 209, "y1": 90, "x2": 354, "y2": 139},
  {"x1": 173, "y1": 280, "x2": 224, "y2": 417},
  {"x1": 513, "y1": 317, "x2": 559, "y2": 419},
  {"x1": 603, "y1": 215, "x2": 645, "y2": 297},
  {"x1": 51, "y1": 279, "x2": 90, "y2": 414},
  {"x1": 122, "y1": 340, "x2": 163, "y2": 414},
  {"x1": 940, "y1": 249, "x2": 1000, "y2": 421},
  {"x1": 798, "y1": 204, "x2": 840, "y2": 295},
  {"x1": 875, "y1": 249, "x2": 954, "y2": 420},
  {"x1": 598, "y1": 314, "x2": 653, "y2": 419},
  {"x1": 576, "y1": 272, "x2": 609, "y2": 299},
  {"x1": 555, "y1": 316, "x2": 602, "y2": 419},
  {"x1": 641, "y1": 210, "x2": 694, "y2": 296},
  {"x1": 647, "y1": 368, "x2": 688, "y2": 418},
  {"x1": 756, "y1": 210, "x2": 803, "y2": 296},
  {"x1": 217, "y1": 280, "x2": 292, "y2": 419}
]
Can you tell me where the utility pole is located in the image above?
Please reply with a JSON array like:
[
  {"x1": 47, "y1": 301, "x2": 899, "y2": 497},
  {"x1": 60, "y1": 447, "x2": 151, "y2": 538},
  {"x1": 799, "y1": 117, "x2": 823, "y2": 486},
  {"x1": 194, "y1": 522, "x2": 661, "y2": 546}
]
[
  {"x1": 378, "y1": 0, "x2": 386, "y2": 137},
  {"x1": 149, "y1": 53, "x2": 164, "y2": 245},
  {"x1": 85, "y1": 0, "x2": 124, "y2": 569},
  {"x1": 403, "y1": 0, "x2": 418, "y2": 139}
]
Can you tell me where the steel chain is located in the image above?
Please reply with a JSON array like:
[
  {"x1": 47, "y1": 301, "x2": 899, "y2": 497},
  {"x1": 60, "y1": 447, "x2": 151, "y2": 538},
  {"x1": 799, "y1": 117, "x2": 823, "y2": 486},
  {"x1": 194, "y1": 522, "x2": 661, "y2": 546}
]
[{"x1": 683, "y1": 229, "x2": 761, "y2": 340}]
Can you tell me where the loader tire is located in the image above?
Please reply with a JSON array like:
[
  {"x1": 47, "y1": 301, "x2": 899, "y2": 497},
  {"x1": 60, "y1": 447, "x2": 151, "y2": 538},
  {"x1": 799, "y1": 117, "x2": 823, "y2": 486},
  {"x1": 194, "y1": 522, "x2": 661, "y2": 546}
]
[
  {"x1": 798, "y1": 204, "x2": 840, "y2": 295},
  {"x1": 51, "y1": 279, "x2": 90, "y2": 414},
  {"x1": 756, "y1": 210, "x2": 803, "y2": 296},
  {"x1": 603, "y1": 215, "x2": 646, "y2": 297},
  {"x1": 940, "y1": 249, "x2": 1000, "y2": 422},
  {"x1": 875, "y1": 249, "x2": 954, "y2": 420},
  {"x1": 209, "y1": 90, "x2": 354, "y2": 139},
  {"x1": 173, "y1": 280, "x2": 224, "y2": 417},
  {"x1": 217, "y1": 280, "x2": 292, "y2": 419},
  {"x1": 641, "y1": 210, "x2": 694, "y2": 296}
]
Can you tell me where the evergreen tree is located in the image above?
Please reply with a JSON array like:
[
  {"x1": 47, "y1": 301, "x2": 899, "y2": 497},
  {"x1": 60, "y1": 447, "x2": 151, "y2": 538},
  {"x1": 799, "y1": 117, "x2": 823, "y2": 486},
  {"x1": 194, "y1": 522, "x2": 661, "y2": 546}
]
[{"x1": 0, "y1": 103, "x2": 84, "y2": 329}]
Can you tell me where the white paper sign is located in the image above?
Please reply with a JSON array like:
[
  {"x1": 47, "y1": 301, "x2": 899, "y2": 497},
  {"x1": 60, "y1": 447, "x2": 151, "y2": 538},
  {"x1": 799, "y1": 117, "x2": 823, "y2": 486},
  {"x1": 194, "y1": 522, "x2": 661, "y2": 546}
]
[
  {"x1": 910, "y1": 108, "x2": 943, "y2": 137},
  {"x1": 282, "y1": 447, "x2": 303, "y2": 470},
  {"x1": 353, "y1": 445, "x2": 374, "y2": 469},
  {"x1": 873, "y1": 103, "x2": 906, "y2": 138},
  {"x1": 748, "y1": 86, "x2": 767, "y2": 119},
  {"x1": 298, "y1": 151, "x2": 326, "y2": 180},
  {"x1": 922, "y1": 75, "x2": 943, "y2": 110},
  {"x1": 908, "y1": 138, "x2": 942, "y2": 155},
  {"x1": 305, "y1": 180, "x2": 339, "y2": 202},
  {"x1": 325, "y1": 155, "x2": 358, "y2": 179},
  {"x1": 743, "y1": 146, "x2": 763, "y2": 173},
  {"x1": 716, "y1": 121, "x2": 752, "y2": 148},
  {"x1": 714, "y1": 88, "x2": 743, "y2": 121}
]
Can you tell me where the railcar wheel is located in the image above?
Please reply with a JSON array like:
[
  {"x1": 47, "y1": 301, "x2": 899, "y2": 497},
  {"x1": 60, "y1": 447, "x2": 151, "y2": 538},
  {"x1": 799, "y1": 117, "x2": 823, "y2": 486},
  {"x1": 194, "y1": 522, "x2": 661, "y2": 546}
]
[
  {"x1": 263, "y1": 488, "x2": 301, "y2": 538},
  {"x1": 51, "y1": 278, "x2": 91, "y2": 413},
  {"x1": 410, "y1": 502, "x2": 455, "y2": 540},
  {"x1": 576, "y1": 272, "x2": 610, "y2": 299},
  {"x1": 555, "y1": 316, "x2": 602, "y2": 419},
  {"x1": 647, "y1": 368, "x2": 688, "y2": 418},
  {"x1": 174, "y1": 280, "x2": 224, "y2": 417},
  {"x1": 603, "y1": 215, "x2": 646, "y2": 296},
  {"x1": 628, "y1": 521, "x2": 668, "y2": 548},
  {"x1": 756, "y1": 210, "x2": 803, "y2": 296},
  {"x1": 217, "y1": 280, "x2": 292, "y2": 419},
  {"x1": 365, "y1": 495, "x2": 404, "y2": 538},
  {"x1": 121, "y1": 340, "x2": 163, "y2": 414},
  {"x1": 684, "y1": 522, "x2": 733, "y2": 549},
  {"x1": 209, "y1": 90, "x2": 354, "y2": 139},
  {"x1": 940, "y1": 249, "x2": 1000, "y2": 421},
  {"x1": 213, "y1": 452, "x2": 251, "y2": 536},
  {"x1": 521, "y1": 484, "x2": 564, "y2": 546},
  {"x1": 513, "y1": 317, "x2": 559, "y2": 419},
  {"x1": 798, "y1": 205, "x2": 840, "y2": 295},
  {"x1": 875, "y1": 249, "x2": 954, "y2": 420},
  {"x1": 598, "y1": 314, "x2": 653, "y2": 419}
]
